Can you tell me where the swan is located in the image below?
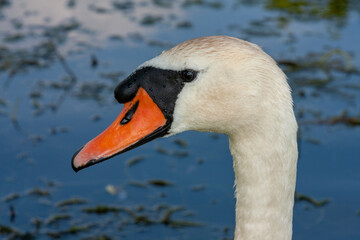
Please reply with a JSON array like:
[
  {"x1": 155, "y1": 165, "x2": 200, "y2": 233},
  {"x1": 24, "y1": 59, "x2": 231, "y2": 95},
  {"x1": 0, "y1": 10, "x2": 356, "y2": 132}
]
[{"x1": 72, "y1": 36, "x2": 298, "y2": 240}]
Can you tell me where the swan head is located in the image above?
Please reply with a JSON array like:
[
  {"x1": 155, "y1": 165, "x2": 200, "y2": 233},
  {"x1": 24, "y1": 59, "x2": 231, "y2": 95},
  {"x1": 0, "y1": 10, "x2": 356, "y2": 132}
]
[{"x1": 72, "y1": 36, "x2": 294, "y2": 172}]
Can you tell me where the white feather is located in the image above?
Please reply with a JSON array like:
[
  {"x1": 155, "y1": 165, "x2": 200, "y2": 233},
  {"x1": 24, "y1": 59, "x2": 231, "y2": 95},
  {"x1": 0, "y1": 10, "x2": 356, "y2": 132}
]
[{"x1": 143, "y1": 36, "x2": 298, "y2": 240}]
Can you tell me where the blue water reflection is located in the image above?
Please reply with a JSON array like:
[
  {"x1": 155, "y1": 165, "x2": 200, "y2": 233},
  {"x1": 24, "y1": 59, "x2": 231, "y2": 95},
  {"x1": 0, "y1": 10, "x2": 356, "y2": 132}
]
[{"x1": 1, "y1": 0, "x2": 360, "y2": 239}]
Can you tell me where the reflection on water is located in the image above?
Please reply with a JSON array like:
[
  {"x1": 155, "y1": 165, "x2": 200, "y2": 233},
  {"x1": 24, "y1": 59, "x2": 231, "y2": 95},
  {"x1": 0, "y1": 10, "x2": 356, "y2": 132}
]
[
  {"x1": 0, "y1": 0, "x2": 360, "y2": 239},
  {"x1": 0, "y1": 0, "x2": 187, "y2": 50}
]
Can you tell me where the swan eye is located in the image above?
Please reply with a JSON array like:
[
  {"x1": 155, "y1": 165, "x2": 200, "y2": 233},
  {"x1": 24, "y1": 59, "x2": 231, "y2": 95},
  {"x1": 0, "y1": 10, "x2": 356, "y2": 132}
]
[{"x1": 181, "y1": 70, "x2": 197, "y2": 82}]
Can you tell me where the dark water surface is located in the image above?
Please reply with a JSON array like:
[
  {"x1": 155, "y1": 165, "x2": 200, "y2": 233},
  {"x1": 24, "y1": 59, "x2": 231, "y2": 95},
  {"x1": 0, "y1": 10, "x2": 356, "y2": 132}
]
[{"x1": 1, "y1": 0, "x2": 360, "y2": 239}]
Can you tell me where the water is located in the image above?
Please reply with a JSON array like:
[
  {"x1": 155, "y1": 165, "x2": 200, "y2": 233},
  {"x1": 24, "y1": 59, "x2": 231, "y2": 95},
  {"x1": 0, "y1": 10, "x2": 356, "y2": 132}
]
[{"x1": 1, "y1": 0, "x2": 360, "y2": 239}]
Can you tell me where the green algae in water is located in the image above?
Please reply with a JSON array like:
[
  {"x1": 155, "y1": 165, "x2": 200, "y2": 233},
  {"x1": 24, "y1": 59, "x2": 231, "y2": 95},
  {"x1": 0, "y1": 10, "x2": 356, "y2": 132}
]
[
  {"x1": 2, "y1": 193, "x2": 20, "y2": 202},
  {"x1": 152, "y1": 0, "x2": 173, "y2": 8},
  {"x1": 125, "y1": 155, "x2": 146, "y2": 167},
  {"x1": 89, "y1": 4, "x2": 110, "y2": 14},
  {"x1": 327, "y1": 112, "x2": 360, "y2": 126},
  {"x1": 0, "y1": 98, "x2": 7, "y2": 107},
  {"x1": 148, "y1": 179, "x2": 174, "y2": 187},
  {"x1": 26, "y1": 187, "x2": 50, "y2": 197},
  {"x1": 127, "y1": 180, "x2": 148, "y2": 188},
  {"x1": 83, "y1": 206, "x2": 118, "y2": 214},
  {"x1": 172, "y1": 150, "x2": 189, "y2": 157},
  {"x1": 56, "y1": 197, "x2": 88, "y2": 207},
  {"x1": 173, "y1": 138, "x2": 188, "y2": 148},
  {"x1": 160, "y1": 206, "x2": 185, "y2": 224},
  {"x1": 312, "y1": 111, "x2": 360, "y2": 127},
  {"x1": 155, "y1": 145, "x2": 169, "y2": 155},
  {"x1": 46, "y1": 214, "x2": 72, "y2": 225},
  {"x1": 305, "y1": 138, "x2": 321, "y2": 145},
  {"x1": 295, "y1": 192, "x2": 329, "y2": 207},
  {"x1": 0, "y1": 225, "x2": 18, "y2": 235},
  {"x1": 264, "y1": 0, "x2": 355, "y2": 22},
  {"x1": 141, "y1": 15, "x2": 163, "y2": 26},
  {"x1": 176, "y1": 21, "x2": 193, "y2": 28},
  {"x1": 46, "y1": 224, "x2": 93, "y2": 238},
  {"x1": 0, "y1": 225, "x2": 34, "y2": 239},
  {"x1": 166, "y1": 219, "x2": 204, "y2": 227},
  {"x1": 31, "y1": 218, "x2": 42, "y2": 233},
  {"x1": 112, "y1": 1, "x2": 134, "y2": 11},
  {"x1": 183, "y1": 0, "x2": 223, "y2": 9},
  {"x1": 159, "y1": 206, "x2": 204, "y2": 227},
  {"x1": 3, "y1": 33, "x2": 26, "y2": 43},
  {"x1": 82, "y1": 235, "x2": 114, "y2": 240}
]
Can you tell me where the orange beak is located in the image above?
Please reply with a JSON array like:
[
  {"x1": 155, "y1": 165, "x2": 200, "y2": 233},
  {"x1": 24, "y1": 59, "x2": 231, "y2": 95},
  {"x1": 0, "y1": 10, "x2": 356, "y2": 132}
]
[{"x1": 72, "y1": 87, "x2": 168, "y2": 172}]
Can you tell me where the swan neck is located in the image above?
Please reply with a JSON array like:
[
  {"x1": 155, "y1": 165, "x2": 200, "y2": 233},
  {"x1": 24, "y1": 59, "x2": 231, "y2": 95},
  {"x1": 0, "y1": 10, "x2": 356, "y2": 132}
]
[{"x1": 229, "y1": 124, "x2": 297, "y2": 240}]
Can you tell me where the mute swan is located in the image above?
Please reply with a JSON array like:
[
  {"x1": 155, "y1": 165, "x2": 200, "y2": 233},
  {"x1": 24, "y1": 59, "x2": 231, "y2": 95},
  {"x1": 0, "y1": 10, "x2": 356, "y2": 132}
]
[{"x1": 72, "y1": 36, "x2": 298, "y2": 240}]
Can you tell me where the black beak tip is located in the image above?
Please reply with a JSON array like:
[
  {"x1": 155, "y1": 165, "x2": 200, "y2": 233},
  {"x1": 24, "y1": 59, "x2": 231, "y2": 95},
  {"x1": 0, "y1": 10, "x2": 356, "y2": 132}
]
[
  {"x1": 71, "y1": 146, "x2": 106, "y2": 172},
  {"x1": 71, "y1": 146, "x2": 83, "y2": 173}
]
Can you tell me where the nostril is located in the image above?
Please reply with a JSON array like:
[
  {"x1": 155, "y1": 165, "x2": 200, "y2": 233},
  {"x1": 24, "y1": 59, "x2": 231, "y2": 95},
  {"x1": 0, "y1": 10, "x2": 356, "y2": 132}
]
[{"x1": 120, "y1": 101, "x2": 139, "y2": 125}]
